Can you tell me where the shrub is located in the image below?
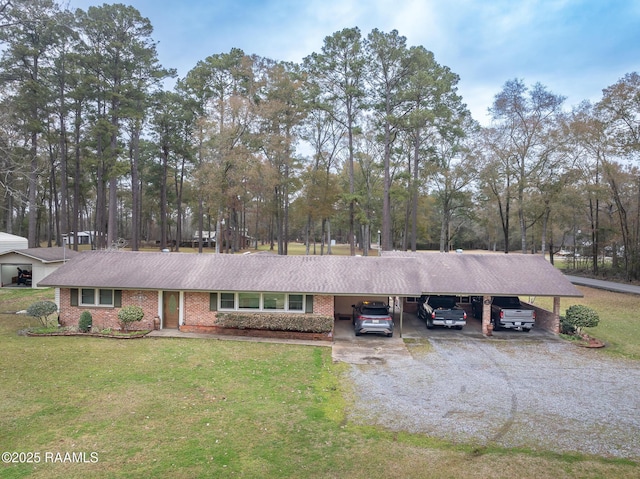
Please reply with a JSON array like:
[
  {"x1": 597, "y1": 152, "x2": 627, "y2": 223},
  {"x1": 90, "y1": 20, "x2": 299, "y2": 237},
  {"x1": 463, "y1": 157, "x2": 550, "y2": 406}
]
[
  {"x1": 559, "y1": 315, "x2": 576, "y2": 335},
  {"x1": 216, "y1": 313, "x2": 333, "y2": 333},
  {"x1": 79, "y1": 311, "x2": 93, "y2": 333},
  {"x1": 564, "y1": 304, "x2": 600, "y2": 334},
  {"x1": 26, "y1": 301, "x2": 58, "y2": 327},
  {"x1": 117, "y1": 305, "x2": 144, "y2": 332}
]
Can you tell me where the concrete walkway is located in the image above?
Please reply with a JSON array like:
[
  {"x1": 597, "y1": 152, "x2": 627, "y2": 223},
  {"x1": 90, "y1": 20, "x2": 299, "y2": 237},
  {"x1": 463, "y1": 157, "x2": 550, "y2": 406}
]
[{"x1": 566, "y1": 274, "x2": 640, "y2": 295}]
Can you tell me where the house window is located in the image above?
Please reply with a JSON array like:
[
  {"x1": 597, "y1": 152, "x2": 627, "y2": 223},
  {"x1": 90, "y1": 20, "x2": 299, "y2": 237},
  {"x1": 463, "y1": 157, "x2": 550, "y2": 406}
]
[
  {"x1": 99, "y1": 289, "x2": 113, "y2": 305},
  {"x1": 263, "y1": 293, "x2": 285, "y2": 310},
  {"x1": 220, "y1": 293, "x2": 235, "y2": 309},
  {"x1": 81, "y1": 288, "x2": 95, "y2": 305},
  {"x1": 80, "y1": 288, "x2": 116, "y2": 306},
  {"x1": 238, "y1": 292, "x2": 260, "y2": 309},
  {"x1": 288, "y1": 294, "x2": 304, "y2": 311},
  {"x1": 217, "y1": 292, "x2": 308, "y2": 312}
]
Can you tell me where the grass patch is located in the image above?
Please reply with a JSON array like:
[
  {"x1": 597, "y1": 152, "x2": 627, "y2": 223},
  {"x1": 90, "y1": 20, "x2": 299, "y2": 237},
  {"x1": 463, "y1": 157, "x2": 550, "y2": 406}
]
[
  {"x1": 137, "y1": 242, "x2": 377, "y2": 256},
  {"x1": 0, "y1": 288, "x2": 637, "y2": 478},
  {"x1": 404, "y1": 338, "x2": 434, "y2": 357},
  {"x1": 533, "y1": 286, "x2": 640, "y2": 359}
]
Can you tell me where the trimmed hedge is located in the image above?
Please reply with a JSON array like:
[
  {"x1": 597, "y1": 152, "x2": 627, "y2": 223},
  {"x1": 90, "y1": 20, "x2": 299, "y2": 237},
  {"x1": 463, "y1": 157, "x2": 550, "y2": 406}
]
[{"x1": 216, "y1": 313, "x2": 333, "y2": 333}]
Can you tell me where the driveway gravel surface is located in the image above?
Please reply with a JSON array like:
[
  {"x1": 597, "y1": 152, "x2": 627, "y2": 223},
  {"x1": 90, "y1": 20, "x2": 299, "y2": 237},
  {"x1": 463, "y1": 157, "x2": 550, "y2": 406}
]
[{"x1": 340, "y1": 336, "x2": 640, "y2": 459}]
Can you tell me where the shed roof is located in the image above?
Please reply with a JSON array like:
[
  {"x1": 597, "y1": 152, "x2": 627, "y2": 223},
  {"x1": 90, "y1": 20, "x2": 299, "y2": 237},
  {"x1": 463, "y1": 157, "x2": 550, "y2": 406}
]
[
  {"x1": 38, "y1": 250, "x2": 582, "y2": 298},
  {"x1": 0, "y1": 247, "x2": 79, "y2": 263},
  {"x1": 0, "y1": 232, "x2": 28, "y2": 253}
]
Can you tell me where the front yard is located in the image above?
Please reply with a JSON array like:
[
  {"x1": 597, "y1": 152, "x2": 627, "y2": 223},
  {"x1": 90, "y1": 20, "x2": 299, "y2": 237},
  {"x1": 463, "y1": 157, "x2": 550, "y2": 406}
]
[{"x1": 0, "y1": 287, "x2": 637, "y2": 478}]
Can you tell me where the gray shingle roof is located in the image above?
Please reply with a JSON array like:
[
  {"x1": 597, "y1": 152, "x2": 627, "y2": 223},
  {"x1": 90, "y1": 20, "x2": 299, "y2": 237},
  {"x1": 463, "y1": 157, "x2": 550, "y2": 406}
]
[
  {"x1": 38, "y1": 250, "x2": 582, "y2": 297},
  {"x1": 0, "y1": 247, "x2": 79, "y2": 263}
]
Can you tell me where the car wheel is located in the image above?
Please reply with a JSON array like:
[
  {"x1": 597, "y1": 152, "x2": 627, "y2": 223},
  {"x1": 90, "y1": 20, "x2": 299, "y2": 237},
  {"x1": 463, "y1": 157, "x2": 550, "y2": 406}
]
[
  {"x1": 426, "y1": 317, "x2": 434, "y2": 329},
  {"x1": 523, "y1": 327, "x2": 531, "y2": 332},
  {"x1": 491, "y1": 318, "x2": 499, "y2": 331},
  {"x1": 455, "y1": 326, "x2": 463, "y2": 330},
  {"x1": 355, "y1": 329, "x2": 361, "y2": 336},
  {"x1": 386, "y1": 332, "x2": 393, "y2": 337}
]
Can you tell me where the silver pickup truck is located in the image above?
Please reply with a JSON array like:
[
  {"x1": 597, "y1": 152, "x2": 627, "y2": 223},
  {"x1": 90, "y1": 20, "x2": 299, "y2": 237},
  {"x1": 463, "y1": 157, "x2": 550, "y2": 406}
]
[{"x1": 488, "y1": 296, "x2": 536, "y2": 331}]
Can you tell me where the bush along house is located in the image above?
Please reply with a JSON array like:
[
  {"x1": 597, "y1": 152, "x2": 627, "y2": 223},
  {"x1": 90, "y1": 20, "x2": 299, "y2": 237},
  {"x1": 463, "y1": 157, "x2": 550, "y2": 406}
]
[{"x1": 38, "y1": 250, "x2": 583, "y2": 339}]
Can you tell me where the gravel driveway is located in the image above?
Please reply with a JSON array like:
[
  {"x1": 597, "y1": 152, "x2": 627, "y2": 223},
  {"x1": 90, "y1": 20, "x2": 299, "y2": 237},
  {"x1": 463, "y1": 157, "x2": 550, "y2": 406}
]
[{"x1": 342, "y1": 336, "x2": 640, "y2": 459}]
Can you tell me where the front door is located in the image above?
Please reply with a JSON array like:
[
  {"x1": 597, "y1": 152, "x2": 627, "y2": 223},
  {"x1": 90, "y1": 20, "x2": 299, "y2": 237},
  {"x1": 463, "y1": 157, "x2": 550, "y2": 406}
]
[{"x1": 163, "y1": 291, "x2": 180, "y2": 329}]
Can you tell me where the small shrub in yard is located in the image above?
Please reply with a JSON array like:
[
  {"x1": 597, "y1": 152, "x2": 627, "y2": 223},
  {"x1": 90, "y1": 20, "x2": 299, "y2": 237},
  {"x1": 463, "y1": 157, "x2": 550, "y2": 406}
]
[
  {"x1": 26, "y1": 301, "x2": 58, "y2": 327},
  {"x1": 117, "y1": 305, "x2": 144, "y2": 332},
  {"x1": 79, "y1": 311, "x2": 93, "y2": 332},
  {"x1": 559, "y1": 315, "x2": 576, "y2": 335},
  {"x1": 565, "y1": 304, "x2": 600, "y2": 334}
]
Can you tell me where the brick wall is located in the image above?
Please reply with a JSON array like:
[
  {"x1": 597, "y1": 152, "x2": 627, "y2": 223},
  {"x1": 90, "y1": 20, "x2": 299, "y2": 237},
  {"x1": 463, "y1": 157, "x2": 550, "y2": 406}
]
[
  {"x1": 313, "y1": 295, "x2": 334, "y2": 316},
  {"x1": 182, "y1": 293, "x2": 335, "y2": 327},
  {"x1": 58, "y1": 288, "x2": 158, "y2": 331},
  {"x1": 184, "y1": 292, "x2": 218, "y2": 326},
  {"x1": 525, "y1": 299, "x2": 561, "y2": 334},
  {"x1": 58, "y1": 289, "x2": 335, "y2": 331}
]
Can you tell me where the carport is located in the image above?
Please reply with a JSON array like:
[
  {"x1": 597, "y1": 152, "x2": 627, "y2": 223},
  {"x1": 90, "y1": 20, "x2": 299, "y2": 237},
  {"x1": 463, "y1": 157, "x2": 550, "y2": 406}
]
[{"x1": 381, "y1": 252, "x2": 583, "y2": 337}]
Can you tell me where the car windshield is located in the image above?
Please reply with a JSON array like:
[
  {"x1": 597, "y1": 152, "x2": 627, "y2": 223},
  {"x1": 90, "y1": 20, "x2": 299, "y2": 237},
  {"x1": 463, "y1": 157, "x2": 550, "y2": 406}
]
[{"x1": 361, "y1": 306, "x2": 388, "y2": 316}]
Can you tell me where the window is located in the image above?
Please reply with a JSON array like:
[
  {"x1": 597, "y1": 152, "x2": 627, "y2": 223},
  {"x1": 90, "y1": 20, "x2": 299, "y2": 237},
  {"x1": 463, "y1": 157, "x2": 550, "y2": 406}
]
[
  {"x1": 238, "y1": 292, "x2": 260, "y2": 309},
  {"x1": 217, "y1": 292, "x2": 308, "y2": 312},
  {"x1": 79, "y1": 288, "x2": 120, "y2": 307},
  {"x1": 288, "y1": 294, "x2": 304, "y2": 311},
  {"x1": 264, "y1": 293, "x2": 285, "y2": 310},
  {"x1": 220, "y1": 293, "x2": 235, "y2": 309},
  {"x1": 81, "y1": 288, "x2": 95, "y2": 305},
  {"x1": 99, "y1": 289, "x2": 113, "y2": 305}
]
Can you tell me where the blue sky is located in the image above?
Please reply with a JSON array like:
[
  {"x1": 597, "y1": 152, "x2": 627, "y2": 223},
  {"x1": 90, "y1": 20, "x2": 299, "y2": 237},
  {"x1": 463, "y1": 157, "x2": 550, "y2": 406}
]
[{"x1": 66, "y1": 0, "x2": 640, "y2": 125}]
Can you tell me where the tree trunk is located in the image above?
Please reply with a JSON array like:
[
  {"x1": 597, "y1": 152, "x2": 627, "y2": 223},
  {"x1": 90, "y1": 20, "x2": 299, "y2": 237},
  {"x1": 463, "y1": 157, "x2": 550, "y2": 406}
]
[
  {"x1": 28, "y1": 130, "x2": 38, "y2": 248},
  {"x1": 130, "y1": 122, "x2": 141, "y2": 251},
  {"x1": 411, "y1": 135, "x2": 419, "y2": 251}
]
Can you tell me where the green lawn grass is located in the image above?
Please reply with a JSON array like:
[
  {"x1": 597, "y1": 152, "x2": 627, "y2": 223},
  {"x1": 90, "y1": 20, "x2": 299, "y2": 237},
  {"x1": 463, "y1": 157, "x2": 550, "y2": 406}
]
[
  {"x1": 532, "y1": 286, "x2": 640, "y2": 360},
  {"x1": 0, "y1": 288, "x2": 637, "y2": 478},
  {"x1": 137, "y1": 242, "x2": 377, "y2": 256}
]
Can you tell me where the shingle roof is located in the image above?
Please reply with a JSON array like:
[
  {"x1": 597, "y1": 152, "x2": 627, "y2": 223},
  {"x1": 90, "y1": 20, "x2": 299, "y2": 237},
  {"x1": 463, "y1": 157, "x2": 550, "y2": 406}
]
[
  {"x1": 0, "y1": 247, "x2": 79, "y2": 263},
  {"x1": 386, "y1": 251, "x2": 581, "y2": 296},
  {"x1": 38, "y1": 250, "x2": 582, "y2": 297}
]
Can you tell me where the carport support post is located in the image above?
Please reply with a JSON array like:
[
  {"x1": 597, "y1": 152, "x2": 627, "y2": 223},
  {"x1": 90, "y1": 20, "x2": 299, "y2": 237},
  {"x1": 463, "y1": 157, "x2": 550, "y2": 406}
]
[
  {"x1": 399, "y1": 297, "x2": 403, "y2": 338},
  {"x1": 482, "y1": 295, "x2": 492, "y2": 336},
  {"x1": 552, "y1": 296, "x2": 561, "y2": 334}
]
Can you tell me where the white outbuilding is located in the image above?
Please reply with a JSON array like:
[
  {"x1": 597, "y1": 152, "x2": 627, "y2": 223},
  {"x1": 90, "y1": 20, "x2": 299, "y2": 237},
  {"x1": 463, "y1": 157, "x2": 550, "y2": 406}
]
[
  {"x1": 0, "y1": 247, "x2": 78, "y2": 288},
  {"x1": 0, "y1": 232, "x2": 28, "y2": 254}
]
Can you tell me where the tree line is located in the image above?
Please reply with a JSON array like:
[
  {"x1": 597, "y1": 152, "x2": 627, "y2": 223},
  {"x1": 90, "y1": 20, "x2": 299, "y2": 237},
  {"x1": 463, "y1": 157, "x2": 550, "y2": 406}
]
[{"x1": 1, "y1": 1, "x2": 639, "y2": 280}]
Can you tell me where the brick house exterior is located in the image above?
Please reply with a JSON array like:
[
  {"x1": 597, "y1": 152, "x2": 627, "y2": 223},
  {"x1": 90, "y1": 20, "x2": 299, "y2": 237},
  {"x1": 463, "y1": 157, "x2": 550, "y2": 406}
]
[
  {"x1": 58, "y1": 288, "x2": 158, "y2": 331},
  {"x1": 57, "y1": 286, "x2": 336, "y2": 339},
  {"x1": 40, "y1": 250, "x2": 582, "y2": 338}
]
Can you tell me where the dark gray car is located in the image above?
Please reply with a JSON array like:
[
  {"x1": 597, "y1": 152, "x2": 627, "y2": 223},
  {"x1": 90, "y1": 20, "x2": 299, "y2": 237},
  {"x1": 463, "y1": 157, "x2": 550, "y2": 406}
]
[{"x1": 352, "y1": 301, "x2": 394, "y2": 337}]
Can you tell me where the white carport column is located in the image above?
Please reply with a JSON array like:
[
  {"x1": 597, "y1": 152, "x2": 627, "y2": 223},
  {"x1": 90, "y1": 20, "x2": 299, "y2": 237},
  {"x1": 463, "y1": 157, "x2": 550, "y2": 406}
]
[{"x1": 482, "y1": 295, "x2": 492, "y2": 336}]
